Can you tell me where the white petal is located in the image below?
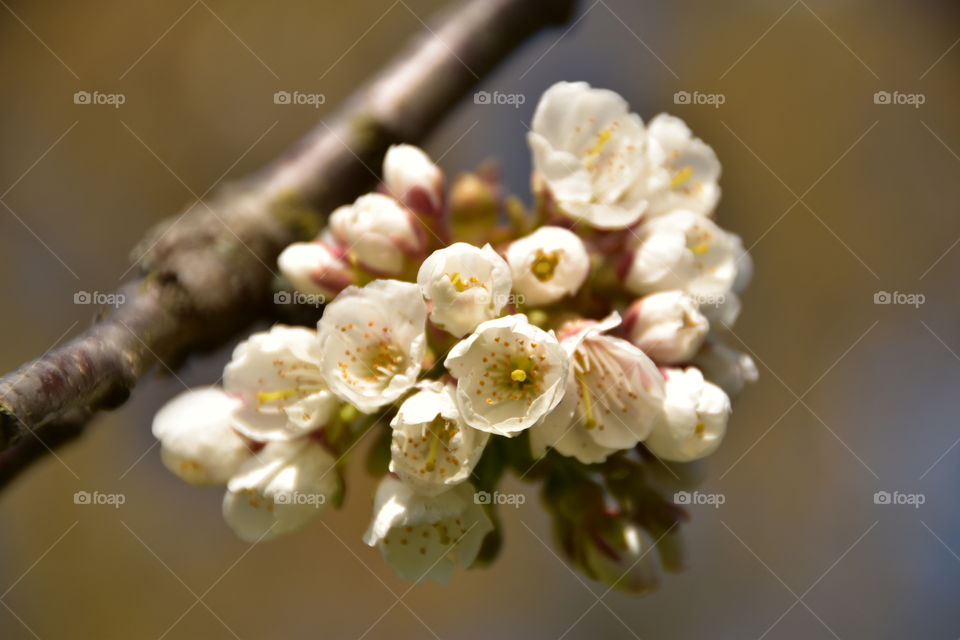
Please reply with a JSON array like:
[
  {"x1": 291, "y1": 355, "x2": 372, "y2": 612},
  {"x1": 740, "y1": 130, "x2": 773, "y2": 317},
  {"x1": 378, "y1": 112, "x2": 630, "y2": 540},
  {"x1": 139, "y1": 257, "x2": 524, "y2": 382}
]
[
  {"x1": 223, "y1": 325, "x2": 337, "y2": 441},
  {"x1": 445, "y1": 314, "x2": 568, "y2": 436},
  {"x1": 625, "y1": 209, "x2": 737, "y2": 298},
  {"x1": 643, "y1": 113, "x2": 722, "y2": 218},
  {"x1": 417, "y1": 243, "x2": 513, "y2": 337},
  {"x1": 389, "y1": 383, "x2": 489, "y2": 495},
  {"x1": 529, "y1": 82, "x2": 651, "y2": 230},
  {"x1": 329, "y1": 193, "x2": 423, "y2": 275},
  {"x1": 152, "y1": 387, "x2": 252, "y2": 485},
  {"x1": 624, "y1": 291, "x2": 709, "y2": 364},
  {"x1": 318, "y1": 280, "x2": 427, "y2": 412},
  {"x1": 223, "y1": 439, "x2": 338, "y2": 542},
  {"x1": 529, "y1": 373, "x2": 619, "y2": 464},
  {"x1": 363, "y1": 477, "x2": 493, "y2": 584},
  {"x1": 643, "y1": 367, "x2": 730, "y2": 462},
  {"x1": 383, "y1": 144, "x2": 443, "y2": 214},
  {"x1": 278, "y1": 242, "x2": 352, "y2": 298},
  {"x1": 506, "y1": 226, "x2": 590, "y2": 306}
]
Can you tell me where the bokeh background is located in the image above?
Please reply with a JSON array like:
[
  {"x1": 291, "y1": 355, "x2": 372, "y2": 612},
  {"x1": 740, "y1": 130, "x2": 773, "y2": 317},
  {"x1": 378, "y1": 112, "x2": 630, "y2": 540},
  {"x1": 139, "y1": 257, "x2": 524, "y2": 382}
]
[{"x1": 2, "y1": 0, "x2": 959, "y2": 638}]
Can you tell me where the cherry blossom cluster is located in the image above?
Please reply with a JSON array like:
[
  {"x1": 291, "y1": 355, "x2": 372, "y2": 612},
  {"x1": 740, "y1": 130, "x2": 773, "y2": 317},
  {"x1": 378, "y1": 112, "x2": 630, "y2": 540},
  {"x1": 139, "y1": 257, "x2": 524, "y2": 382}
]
[{"x1": 152, "y1": 81, "x2": 756, "y2": 590}]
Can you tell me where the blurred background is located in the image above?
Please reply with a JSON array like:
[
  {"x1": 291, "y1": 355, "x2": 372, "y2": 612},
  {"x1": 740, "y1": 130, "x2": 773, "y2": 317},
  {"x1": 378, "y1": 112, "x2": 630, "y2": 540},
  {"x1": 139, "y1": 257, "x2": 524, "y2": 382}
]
[{"x1": 1, "y1": 0, "x2": 959, "y2": 637}]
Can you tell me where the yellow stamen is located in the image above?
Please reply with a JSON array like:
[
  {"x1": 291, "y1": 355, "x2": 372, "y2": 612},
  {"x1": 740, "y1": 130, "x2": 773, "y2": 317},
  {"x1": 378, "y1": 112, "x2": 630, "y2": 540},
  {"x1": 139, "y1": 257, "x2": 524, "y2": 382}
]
[
  {"x1": 256, "y1": 388, "x2": 300, "y2": 404},
  {"x1": 448, "y1": 272, "x2": 470, "y2": 292},
  {"x1": 531, "y1": 249, "x2": 560, "y2": 282},
  {"x1": 671, "y1": 165, "x2": 694, "y2": 189},
  {"x1": 690, "y1": 242, "x2": 710, "y2": 255},
  {"x1": 586, "y1": 128, "x2": 613, "y2": 158},
  {"x1": 511, "y1": 369, "x2": 527, "y2": 383},
  {"x1": 576, "y1": 370, "x2": 597, "y2": 430}
]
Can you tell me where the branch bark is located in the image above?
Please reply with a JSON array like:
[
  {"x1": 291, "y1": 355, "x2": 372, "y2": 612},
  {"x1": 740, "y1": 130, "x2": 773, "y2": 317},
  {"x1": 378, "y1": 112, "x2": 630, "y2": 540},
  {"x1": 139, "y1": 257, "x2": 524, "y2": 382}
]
[{"x1": 0, "y1": 0, "x2": 578, "y2": 480}]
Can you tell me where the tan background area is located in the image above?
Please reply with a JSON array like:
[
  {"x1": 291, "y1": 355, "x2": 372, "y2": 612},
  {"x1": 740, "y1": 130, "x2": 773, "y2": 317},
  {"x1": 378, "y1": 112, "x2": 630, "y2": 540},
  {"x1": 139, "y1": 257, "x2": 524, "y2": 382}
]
[{"x1": 1, "y1": 0, "x2": 959, "y2": 638}]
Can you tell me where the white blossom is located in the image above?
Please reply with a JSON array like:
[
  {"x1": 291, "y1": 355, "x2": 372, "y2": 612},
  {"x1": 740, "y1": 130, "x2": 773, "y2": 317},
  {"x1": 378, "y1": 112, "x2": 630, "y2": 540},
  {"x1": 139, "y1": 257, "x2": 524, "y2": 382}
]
[
  {"x1": 644, "y1": 367, "x2": 731, "y2": 462},
  {"x1": 505, "y1": 226, "x2": 590, "y2": 306},
  {"x1": 363, "y1": 476, "x2": 493, "y2": 584},
  {"x1": 223, "y1": 325, "x2": 338, "y2": 442},
  {"x1": 389, "y1": 382, "x2": 489, "y2": 496},
  {"x1": 624, "y1": 291, "x2": 709, "y2": 364},
  {"x1": 528, "y1": 81, "x2": 652, "y2": 230},
  {"x1": 277, "y1": 241, "x2": 352, "y2": 298},
  {"x1": 643, "y1": 114, "x2": 721, "y2": 219},
  {"x1": 317, "y1": 280, "x2": 427, "y2": 413},
  {"x1": 383, "y1": 144, "x2": 443, "y2": 218},
  {"x1": 223, "y1": 439, "x2": 339, "y2": 542},
  {"x1": 152, "y1": 387, "x2": 252, "y2": 485},
  {"x1": 624, "y1": 209, "x2": 737, "y2": 299},
  {"x1": 445, "y1": 314, "x2": 568, "y2": 436},
  {"x1": 529, "y1": 313, "x2": 665, "y2": 463},
  {"x1": 416, "y1": 243, "x2": 512, "y2": 337},
  {"x1": 692, "y1": 340, "x2": 758, "y2": 398},
  {"x1": 329, "y1": 193, "x2": 424, "y2": 275}
]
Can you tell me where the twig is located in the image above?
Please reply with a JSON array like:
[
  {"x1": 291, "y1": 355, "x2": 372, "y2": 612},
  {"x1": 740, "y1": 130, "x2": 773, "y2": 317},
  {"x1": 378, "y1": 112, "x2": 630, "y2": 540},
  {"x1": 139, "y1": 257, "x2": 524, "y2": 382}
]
[{"x1": 0, "y1": 0, "x2": 579, "y2": 483}]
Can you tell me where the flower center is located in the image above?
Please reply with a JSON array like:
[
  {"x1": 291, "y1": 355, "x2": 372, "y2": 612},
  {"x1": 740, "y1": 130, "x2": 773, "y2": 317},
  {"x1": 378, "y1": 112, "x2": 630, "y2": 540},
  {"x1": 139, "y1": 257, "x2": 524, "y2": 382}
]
[
  {"x1": 531, "y1": 249, "x2": 560, "y2": 282},
  {"x1": 447, "y1": 272, "x2": 483, "y2": 292},
  {"x1": 671, "y1": 165, "x2": 694, "y2": 189}
]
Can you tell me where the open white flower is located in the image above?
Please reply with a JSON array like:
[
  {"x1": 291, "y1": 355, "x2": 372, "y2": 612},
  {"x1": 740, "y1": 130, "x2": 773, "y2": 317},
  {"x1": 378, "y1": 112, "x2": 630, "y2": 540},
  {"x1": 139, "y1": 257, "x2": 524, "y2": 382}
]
[
  {"x1": 363, "y1": 477, "x2": 493, "y2": 584},
  {"x1": 644, "y1": 367, "x2": 731, "y2": 462},
  {"x1": 223, "y1": 325, "x2": 338, "y2": 442},
  {"x1": 390, "y1": 382, "x2": 489, "y2": 496},
  {"x1": 506, "y1": 226, "x2": 590, "y2": 306},
  {"x1": 624, "y1": 209, "x2": 737, "y2": 298},
  {"x1": 317, "y1": 280, "x2": 427, "y2": 413},
  {"x1": 383, "y1": 144, "x2": 443, "y2": 218},
  {"x1": 528, "y1": 81, "x2": 651, "y2": 230},
  {"x1": 223, "y1": 438, "x2": 339, "y2": 542},
  {"x1": 277, "y1": 241, "x2": 352, "y2": 298},
  {"x1": 152, "y1": 387, "x2": 252, "y2": 485},
  {"x1": 445, "y1": 314, "x2": 568, "y2": 436},
  {"x1": 530, "y1": 313, "x2": 665, "y2": 463},
  {"x1": 643, "y1": 114, "x2": 721, "y2": 219},
  {"x1": 623, "y1": 291, "x2": 709, "y2": 364},
  {"x1": 692, "y1": 340, "x2": 758, "y2": 398},
  {"x1": 329, "y1": 193, "x2": 425, "y2": 275},
  {"x1": 417, "y1": 243, "x2": 512, "y2": 337}
]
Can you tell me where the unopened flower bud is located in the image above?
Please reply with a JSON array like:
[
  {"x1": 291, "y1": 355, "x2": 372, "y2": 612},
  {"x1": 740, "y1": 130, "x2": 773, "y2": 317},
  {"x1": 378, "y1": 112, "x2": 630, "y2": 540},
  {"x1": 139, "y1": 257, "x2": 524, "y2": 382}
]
[
  {"x1": 382, "y1": 144, "x2": 444, "y2": 219},
  {"x1": 278, "y1": 241, "x2": 353, "y2": 298},
  {"x1": 329, "y1": 193, "x2": 425, "y2": 276}
]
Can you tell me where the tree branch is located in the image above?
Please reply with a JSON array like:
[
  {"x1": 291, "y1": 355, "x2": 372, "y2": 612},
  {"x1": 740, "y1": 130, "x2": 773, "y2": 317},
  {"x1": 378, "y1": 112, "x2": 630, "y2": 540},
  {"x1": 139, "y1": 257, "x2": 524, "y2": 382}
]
[{"x1": 0, "y1": 0, "x2": 579, "y2": 480}]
